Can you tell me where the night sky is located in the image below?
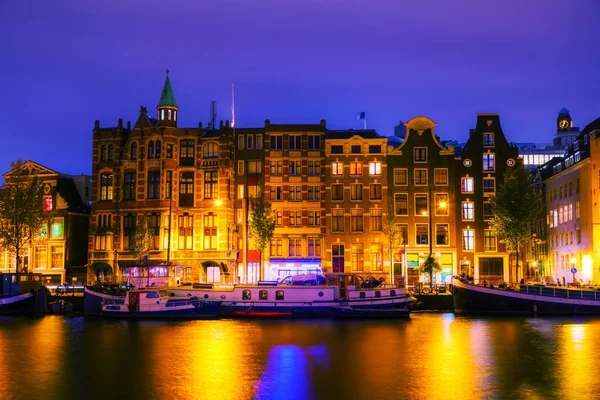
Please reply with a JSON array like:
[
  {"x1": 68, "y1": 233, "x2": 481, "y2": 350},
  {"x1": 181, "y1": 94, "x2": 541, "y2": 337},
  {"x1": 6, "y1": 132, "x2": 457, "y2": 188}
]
[{"x1": 1, "y1": 0, "x2": 599, "y2": 177}]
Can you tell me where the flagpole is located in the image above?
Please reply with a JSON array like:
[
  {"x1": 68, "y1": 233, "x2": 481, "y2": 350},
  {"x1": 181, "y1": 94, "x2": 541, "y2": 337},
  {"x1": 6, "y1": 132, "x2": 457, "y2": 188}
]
[{"x1": 364, "y1": 117, "x2": 367, "y2": 130}]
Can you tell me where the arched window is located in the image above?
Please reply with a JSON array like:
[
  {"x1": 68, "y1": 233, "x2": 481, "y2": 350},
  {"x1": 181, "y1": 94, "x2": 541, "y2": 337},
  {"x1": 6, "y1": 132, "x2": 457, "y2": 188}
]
[
  {"x1": 107, "y1": 145, "x2": 114, "y2": 161},
  {"x1": 131, "y1": 143, "x2": 137, "y2": 160},
  {"x1": 168, "y1": 110, "x2": 172, "y2": 120},
  {"x1": 174, "y1": 111, "x2": 177, "y2": 122},
  {"x1": 148, "y1": 141, "x2": 154, "y2": 159},
  {"x1": 155, "y1": 141, "x2": 161, "y2": 158},
  {"x1": 203, "y1": 142, "x2": 218, "y2": 159},
  {"x1": 100, "y1": 145, "x2": 106, "y2": 161},
  {"x1": 160, "y1": 109, "x2": 164, "y2": 120}
]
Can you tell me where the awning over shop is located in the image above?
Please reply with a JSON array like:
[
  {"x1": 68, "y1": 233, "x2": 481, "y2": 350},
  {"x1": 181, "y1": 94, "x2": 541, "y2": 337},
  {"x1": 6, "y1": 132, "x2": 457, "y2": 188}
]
[
  {"x1": 201, "y1": 261, "x2": 229, "y2": 273},
  {"x1": 247, "y1": 250, "x2": 260, "y2": 263}
]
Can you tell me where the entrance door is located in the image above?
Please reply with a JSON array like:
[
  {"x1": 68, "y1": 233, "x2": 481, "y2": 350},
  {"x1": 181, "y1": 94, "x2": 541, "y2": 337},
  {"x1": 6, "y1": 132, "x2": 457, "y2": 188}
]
[
  {"x1": 479, "y1": 258, "x2": 504, "y2": 283},
  {"x1": 332, "y1": 244, "x2": 345, "y2": 273}
]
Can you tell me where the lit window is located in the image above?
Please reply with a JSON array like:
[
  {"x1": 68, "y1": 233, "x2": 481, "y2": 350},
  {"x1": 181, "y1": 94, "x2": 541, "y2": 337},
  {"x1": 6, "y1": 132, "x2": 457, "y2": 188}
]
[
  {"x1": 44, "y1": 198, "x2": 53, "y2": 211},
  {"x1": 351, "y1": 244, "x2": 364, "y2": 272},
  {"x1": 332, "y1": 162, "x2": 344, "y2": 176},
  {"x1": 369, "y1": 162, "x2": 381, "y2": 175},
  {"x1": 351, "y1": 209, "x2": 364, "y2": 232},
  {"x1": 238, "y1": 160, "x2": 245, "y2": 175},
  {"x1": 461, "y1": 202, "x2": 474, "y2": 221},
  {"x1": 483, "y1": 153, "x2": 495, "y2": 171},
  {"x1": 484, "y1": 230, "x2": 497, "y2": 251},
  {"x1": 51, "y1": 222, "x2": 63, "y2": 238},
  {"x1": 371, "y1": 244, "x2": 383, "y2": 271},
  {"x1": 350, "y1": 162, "x2": 362, "y2": 176},
  {"x1": 461, "y1": 177, "x2": 474, "y2": 193},
  {"x1": 435, "y1": 194, "x2": 448, "y2": 215},
  {"x1": 462, "y1": 230, "x2": 475, "y2": 251},
  {"x1": 100, "y1": 173, "x2": 113, "y2": 201}
]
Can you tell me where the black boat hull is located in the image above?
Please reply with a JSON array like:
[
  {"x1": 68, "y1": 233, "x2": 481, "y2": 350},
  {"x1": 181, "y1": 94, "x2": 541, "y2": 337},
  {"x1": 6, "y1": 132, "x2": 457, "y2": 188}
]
[{"x1": 452, "y1": 278, "x2": 600, "y2": 315}]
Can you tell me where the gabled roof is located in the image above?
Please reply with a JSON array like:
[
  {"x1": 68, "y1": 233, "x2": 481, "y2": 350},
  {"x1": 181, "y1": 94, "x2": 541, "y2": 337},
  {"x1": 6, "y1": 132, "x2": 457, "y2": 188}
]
[
  {"x1": 133, "y1": 106, "x2": 158, "y2": 129},
  {"x1": 3, "y1": 160, "x2": 58, "y2": 179},
  {"x1": 157, "y1": 70, "x2": 178, "y2": 108}
]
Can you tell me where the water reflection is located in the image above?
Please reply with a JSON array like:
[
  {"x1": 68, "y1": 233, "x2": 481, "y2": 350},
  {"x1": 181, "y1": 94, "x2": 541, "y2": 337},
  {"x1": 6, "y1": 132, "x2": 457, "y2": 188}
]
[{"x1": 1, "y1": 315, "x2": 600, "y2": 399}]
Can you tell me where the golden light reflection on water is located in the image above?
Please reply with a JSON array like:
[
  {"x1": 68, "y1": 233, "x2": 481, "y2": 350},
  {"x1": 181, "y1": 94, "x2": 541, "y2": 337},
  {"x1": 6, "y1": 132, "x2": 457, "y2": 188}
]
[
  {"x1": 556, "y1": 323, "x2": 597, "y2": 399},
  {"x1": 2, "y1": 316, "x2": 600, "y2": 399}
]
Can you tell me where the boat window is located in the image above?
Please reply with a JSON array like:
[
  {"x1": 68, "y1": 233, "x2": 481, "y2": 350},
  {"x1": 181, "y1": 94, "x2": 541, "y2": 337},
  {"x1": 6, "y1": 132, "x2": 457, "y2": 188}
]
[
  {"x1": 318, "y1": 292, "x2": 324, "y2": 297},
  {"x1": 204, "y1": 294, "x2": 209, "y2": 299},
  {"x1": 276, "y1": 290, "x2": 284, "y2": 300},
  {"x1": 146, "y1": 292, "x2": 160, "y2": 299},
  {"x1": 375, "y1": 291, "x2": 381, "y2": 298},
  {"x1": 158, "y1": 290, "x2": 169, "y2": 297},
  {"x1": 242, "y1": 290, "x2": 251, "y2": 300},
  {"x1": 390, "y1": 290, "x2": 396, "y2": 296},
  {"x1": 259, "y1": 290, "x2": 268, "y2": 300},
  {"x1": 359, "y1": 292, "x2": 366, "y2": 299}
]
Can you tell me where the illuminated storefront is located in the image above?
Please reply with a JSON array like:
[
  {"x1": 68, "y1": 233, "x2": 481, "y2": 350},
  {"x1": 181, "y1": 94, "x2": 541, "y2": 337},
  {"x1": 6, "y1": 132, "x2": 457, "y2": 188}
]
[{"x1": 267, "y1": 258, "x2": 322, "y2": 281}]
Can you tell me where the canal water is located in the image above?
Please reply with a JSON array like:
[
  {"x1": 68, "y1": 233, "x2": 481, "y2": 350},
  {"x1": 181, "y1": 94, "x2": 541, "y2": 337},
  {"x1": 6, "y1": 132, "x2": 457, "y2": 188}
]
[{"x1": 1, "y1": 313, "x2": 599, "y2": 400}]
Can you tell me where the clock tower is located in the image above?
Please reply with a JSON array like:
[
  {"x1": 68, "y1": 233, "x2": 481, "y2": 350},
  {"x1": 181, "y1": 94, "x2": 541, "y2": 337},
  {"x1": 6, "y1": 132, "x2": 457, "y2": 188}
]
[
  {"x1": 557, "y1": 106, "x2": 573, "y2": 132},
  {"x1": 553, "y1": 106, "x2": 580, "y2": 148}
]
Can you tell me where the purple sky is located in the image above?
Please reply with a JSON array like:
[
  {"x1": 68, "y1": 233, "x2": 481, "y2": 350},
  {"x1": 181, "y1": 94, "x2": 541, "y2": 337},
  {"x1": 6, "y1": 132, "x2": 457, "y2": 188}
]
[{"x1": 1, "y1": 0, "x2": 599, "y2": 176}]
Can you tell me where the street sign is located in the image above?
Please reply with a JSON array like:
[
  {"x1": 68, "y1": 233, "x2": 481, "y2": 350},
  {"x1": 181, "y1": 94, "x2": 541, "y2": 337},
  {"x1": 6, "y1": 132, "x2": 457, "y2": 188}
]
[{"x1": 571, "y1": 267, "x2": 577, "y2": 274}]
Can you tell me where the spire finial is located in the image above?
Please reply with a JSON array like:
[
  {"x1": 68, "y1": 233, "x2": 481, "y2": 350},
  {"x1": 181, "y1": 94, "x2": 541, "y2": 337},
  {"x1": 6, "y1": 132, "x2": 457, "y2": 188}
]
[{"x1": 166, "y1": 69, "x2": 170, "y2": 76}]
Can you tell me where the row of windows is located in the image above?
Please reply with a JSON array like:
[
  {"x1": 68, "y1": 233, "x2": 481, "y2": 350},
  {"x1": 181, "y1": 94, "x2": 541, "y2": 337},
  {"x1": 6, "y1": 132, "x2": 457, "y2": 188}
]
[
  {"x1": 393, "y1": 168, "x2": 449, "y2": 185},
  {"x1": 549, "y1": 229, "x2": 582, "y2": 248},
  {"x1": 331, "y1": 161, "x2": 382, "y2": 176},
  {"x1": 100, "y1": 171, "x2": 221, "y2": 203},
  {"x1": 103, "y1": 141, "x2": 220, "y2": 164},
  {"x1": 548, "y1": 201, "x2": 580, "y2": 228},
  {"x1": 330, "y1": 144, "x2": 382, "y2": 154},
  {"x1": 548, "y1": 179, "x2": 579, "y2": 202},
  {"x1": 329, "y1": 209, "x2": 382, "y2": 233},
  {"x1": 266, "y1": 134, "x2": 322, "y2": 151},
  {"x1": 329, "y1": 184, "x2": 382, "y2": 201},
  {"x1": 94, "y1": 212, "x2": 219, "y2": 251},
  {"x1": 268, "y1": 210, "x2": 322, "y2": 227},
  {"x1": 269, "y1": 238, "x2": 322, "y2": 257},
  {"x1": 31, "y1": 245, "x2": 64, "y2": 269},
  {"x1": 237, "y1": 134, "x2": 264, "y2": 150}
]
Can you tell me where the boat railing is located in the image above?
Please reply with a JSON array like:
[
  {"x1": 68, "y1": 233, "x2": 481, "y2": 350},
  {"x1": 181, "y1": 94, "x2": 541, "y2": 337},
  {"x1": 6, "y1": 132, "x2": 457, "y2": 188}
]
[{"x1": 518, "y1": 284, "x2": 600, "y2": 301}]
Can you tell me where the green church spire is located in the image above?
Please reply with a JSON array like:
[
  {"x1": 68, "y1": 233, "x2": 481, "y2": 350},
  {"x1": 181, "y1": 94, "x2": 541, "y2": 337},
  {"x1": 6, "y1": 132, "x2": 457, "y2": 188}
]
[{"x1": 158, "y1": 69, "x2": 178, "y2": 108}]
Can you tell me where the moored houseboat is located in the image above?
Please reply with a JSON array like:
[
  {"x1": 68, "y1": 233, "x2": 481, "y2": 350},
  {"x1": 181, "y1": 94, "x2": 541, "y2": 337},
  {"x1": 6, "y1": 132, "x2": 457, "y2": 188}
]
[
  {"x1": 0, "y1": 273, "x2": 47, "y2": 314},
  {"x1": 171, "y1": 273, "x2": 415, "y2": 318},
  {"x1": 452, "y1": 276, "x2": 600, "y2": 315}
]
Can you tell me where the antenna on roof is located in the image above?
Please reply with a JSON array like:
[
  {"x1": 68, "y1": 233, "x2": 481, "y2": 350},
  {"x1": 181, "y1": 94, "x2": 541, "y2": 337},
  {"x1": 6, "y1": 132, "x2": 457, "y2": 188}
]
[
  {"x1": 209, "y1": 101, "x2": 217, "y2": 129},
  {"x1": 231, "y1": 83, "x2": 235, "y2": 128}
]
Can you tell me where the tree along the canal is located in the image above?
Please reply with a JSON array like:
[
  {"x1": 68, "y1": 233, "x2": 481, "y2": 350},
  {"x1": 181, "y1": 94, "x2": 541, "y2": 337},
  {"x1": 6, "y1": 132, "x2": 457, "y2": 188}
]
[
  {"x1": 383, "y1": 200, "x2": 404, "y2": 285},
  {"x1": 249, "y1": 181, "x2": 276, "y2": 282},
  {"x1": 420, "y1": 255, "x2": 441, "y2": 290},
  {"x1": 489, "y1": 165, "x2": 541, "y2": 283},
  {"x1": 0, "y1": 160, "x2": 46, "y2": 281},
  {"x1": 130, "y1": 216, "x2": 154, "y2": 285}
]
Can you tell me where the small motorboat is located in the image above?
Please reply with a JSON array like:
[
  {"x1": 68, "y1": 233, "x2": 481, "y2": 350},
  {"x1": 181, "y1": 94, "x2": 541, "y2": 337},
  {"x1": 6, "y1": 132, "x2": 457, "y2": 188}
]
[{"x1": 101, "y1": 289, "x2": 221, "y2": 319}]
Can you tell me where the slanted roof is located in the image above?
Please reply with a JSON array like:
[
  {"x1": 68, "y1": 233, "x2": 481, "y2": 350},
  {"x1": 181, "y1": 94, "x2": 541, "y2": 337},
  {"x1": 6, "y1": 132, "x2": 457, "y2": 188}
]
[{"x1": 157, "y1": 70, "x2": 178, "y2": 108}]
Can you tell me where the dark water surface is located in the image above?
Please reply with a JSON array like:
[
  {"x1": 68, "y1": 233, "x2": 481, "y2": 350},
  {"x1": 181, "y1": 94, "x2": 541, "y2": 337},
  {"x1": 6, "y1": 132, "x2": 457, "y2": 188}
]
[{"x1": 1, "y1": 313, "x2": 598, "y2": 400}]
